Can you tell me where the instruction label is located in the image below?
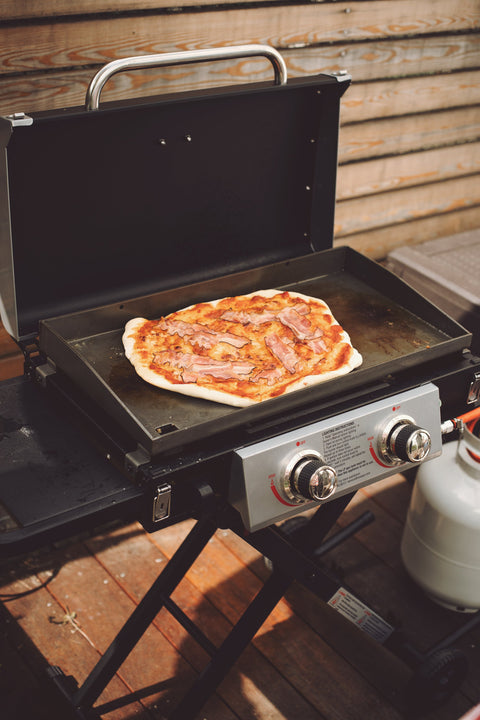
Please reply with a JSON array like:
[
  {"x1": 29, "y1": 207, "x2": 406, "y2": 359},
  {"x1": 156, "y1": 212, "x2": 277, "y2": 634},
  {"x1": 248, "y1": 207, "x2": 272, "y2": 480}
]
[
  {"x1": 328, "y1": 587, "x2": 394, "y2": 644},
  {"x1": 322, "y1": 421, "x2": 371, "y2": 489}
]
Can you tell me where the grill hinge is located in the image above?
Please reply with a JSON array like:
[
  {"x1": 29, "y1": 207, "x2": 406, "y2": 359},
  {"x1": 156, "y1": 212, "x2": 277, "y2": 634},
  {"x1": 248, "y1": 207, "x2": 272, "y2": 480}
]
[
  {"x1": 152, "y1": 483, "x2": 172, "y2": 523},
  {"x1": 19, "y1": 338, "x2": 46, "y2": 379},
  {"x1": 125, "y1": 446, "x2": 151, "y2": 481},
  {"x1": 467, "y1": 372, "x2": 480, "y2": 405},
  {"x1": 329, "y1": 69, "x2": 351, "y2": 83},
  {"x1": 5, "y1": 112, "x2": 33, "y2": 127}
]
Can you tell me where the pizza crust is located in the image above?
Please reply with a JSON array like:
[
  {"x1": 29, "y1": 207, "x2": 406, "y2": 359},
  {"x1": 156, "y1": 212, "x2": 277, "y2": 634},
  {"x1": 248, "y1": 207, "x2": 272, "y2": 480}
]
[{"x1": 122, "y1": 289, "x2": 362, "y2": 407}]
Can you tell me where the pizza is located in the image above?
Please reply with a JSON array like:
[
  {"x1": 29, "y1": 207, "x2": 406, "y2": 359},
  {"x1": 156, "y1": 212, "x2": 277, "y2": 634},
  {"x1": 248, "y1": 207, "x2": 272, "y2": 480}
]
[{"x1": 122, "y1": 289, "x2": 362, "y2": 407}]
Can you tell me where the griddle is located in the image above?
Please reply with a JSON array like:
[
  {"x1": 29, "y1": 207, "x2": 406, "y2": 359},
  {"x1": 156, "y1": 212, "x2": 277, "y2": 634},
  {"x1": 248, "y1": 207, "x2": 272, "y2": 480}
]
[{"x1": 40, "y1": 245, "x2": 469, "y2": 457}]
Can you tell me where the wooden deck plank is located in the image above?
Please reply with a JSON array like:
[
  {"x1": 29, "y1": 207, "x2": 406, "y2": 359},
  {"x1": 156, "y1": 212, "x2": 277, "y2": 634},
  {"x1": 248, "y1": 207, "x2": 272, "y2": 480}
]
[
  {"x1": 0, "y1": 323, "x2": 22, "y2": 382},
  {"x1": 216, "y1": 476, "x2": 477, "y2": 719},
  {"x1": 332, "y1": 487, "x2": 480, "y2": 708},
  {"x1": 0, "y1": 603, "x2": 78, "y2": 720},
  {"x1": 0, "y1": 567, "x2": 145, "y2": 718},
  {"x1": 350, "y1": 480, "x2": 480, "y2": 704},
  {"x1": 216, "y1": 537, "x2": 473, "y2": 720},
  {"x1": 151, "y1": 523, "x2": 404, "y2": 720},
  {"x1": 33, "y1": 540, "x2": 232, "y2": 719},
  {"x1": 85, "y1": 523, "x2": 320, "y2": 719}
]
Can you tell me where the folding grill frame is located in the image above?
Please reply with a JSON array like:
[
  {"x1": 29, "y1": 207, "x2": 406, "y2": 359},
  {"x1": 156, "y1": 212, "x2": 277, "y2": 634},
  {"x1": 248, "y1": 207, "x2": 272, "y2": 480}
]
[{"x1": 44, "y1": 488, "x2": 349, "y2": 719}]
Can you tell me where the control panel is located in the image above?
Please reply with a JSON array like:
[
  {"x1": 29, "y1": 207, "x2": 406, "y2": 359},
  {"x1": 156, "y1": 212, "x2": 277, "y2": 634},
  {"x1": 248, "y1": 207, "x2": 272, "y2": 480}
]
[{"x1": 230, "y1": 383, "x2": 442, "y2": 531}]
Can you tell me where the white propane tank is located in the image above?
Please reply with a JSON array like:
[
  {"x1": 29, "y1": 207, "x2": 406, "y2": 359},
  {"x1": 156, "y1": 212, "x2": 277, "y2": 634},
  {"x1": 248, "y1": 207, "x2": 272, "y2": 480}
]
[{"x1": 401, "y1": 424, "x2": 480, "y2": 612}]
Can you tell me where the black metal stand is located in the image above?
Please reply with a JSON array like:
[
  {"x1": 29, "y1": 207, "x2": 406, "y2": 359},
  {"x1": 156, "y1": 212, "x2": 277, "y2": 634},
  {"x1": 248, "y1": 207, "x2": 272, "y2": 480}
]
[
  {"x1": 49, "y1": 491, "x2": 360, "y2": 719},
  {"x1": 47, "y1": 477, "x2": 479, "y2": 719}
]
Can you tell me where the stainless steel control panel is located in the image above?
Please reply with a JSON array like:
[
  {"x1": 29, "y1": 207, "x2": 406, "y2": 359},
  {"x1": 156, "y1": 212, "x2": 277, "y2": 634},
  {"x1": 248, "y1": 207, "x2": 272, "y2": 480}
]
[{"x1": 230, "y1": 383, "x2": 442, "y2": 531}]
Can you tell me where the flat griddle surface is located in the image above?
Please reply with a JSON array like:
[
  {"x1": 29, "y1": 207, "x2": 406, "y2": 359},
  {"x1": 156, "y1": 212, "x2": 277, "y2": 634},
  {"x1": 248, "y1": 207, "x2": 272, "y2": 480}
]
[{"x1": 40, "y1": 248, "x2": 470, "y2": 456}]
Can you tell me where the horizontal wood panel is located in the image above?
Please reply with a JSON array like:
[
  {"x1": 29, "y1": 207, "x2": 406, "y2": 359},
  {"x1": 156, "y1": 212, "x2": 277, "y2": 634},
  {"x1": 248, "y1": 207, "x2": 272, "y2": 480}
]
[
  {"x1": 337, "y1": 142, "x2": 480, "y2": 200},
  {"x1": 305, "y1": 33, "x2": 480, "y2": 82},
  {"x1": 334, "y1": 175, "x2": 480, "y2": 237},
  {"x1": 2, "y1": 0, "x2": 264, "y2": 19},
  {"x1": 339, "y1": 106, "x2": 480, "y2": 162},
  {"x1": 0, "y1": 2, "x2": 478, "y2": 77},
  {"x1": 1, "y1": 0, "x2": 479, "y2": 28},
  {"x1": 334, "y1": 205, "x2": 480, "y2": 259},
  {"x1": 342, "y1": 70, "x2": 480, "y2": 124},
  {"x1": 1, "y1": 66, "x2": 479, "y2": 128}
]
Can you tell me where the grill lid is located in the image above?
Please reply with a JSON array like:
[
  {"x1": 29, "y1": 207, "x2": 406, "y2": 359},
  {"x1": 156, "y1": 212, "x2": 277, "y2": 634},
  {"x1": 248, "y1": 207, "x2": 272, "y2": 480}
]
[{"x1": 0, "y1": 48, "x2": 349, "y2": 340}]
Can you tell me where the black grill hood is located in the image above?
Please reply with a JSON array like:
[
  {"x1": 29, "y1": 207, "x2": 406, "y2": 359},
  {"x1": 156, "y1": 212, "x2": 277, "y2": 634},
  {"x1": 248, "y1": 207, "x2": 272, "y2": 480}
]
[{"x1": 0, "y1": 73, "x2": 349, "y2": 340}]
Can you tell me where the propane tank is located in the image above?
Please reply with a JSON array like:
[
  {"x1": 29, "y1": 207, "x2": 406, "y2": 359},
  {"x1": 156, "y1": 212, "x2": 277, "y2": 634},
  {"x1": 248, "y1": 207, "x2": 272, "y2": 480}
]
[{"x1": 401, "y1": 422, "x2": 480, "y2": 612}]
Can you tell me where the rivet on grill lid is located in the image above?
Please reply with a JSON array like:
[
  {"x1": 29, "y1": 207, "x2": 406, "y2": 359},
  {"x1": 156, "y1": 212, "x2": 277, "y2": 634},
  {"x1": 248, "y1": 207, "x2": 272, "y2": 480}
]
[{"x1": 158, "y1": 138, "x2": 167, "y2": 146}]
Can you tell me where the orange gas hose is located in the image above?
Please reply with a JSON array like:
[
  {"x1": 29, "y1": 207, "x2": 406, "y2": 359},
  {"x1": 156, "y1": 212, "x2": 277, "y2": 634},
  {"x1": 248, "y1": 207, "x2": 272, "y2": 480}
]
[
  {"x1": 457, "y1": 406, "x2": 480, "y2": 462},
  {"x1": 458, "y1": 406, "x2": 480, "y2": 424}
]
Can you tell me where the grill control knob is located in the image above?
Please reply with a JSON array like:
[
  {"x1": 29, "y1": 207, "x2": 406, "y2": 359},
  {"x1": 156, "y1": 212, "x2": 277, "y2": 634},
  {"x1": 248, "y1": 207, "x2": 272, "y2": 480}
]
[
  {"x1": 379, "y1": 416, "x2": 431, "y2": 465},
  {"x1": 389, "y1": 423, "x2": 431, "y2": 463},
  {"x1": 292, "y1": 458, "x2": 338, "y2": 501},
  {"x1": 281, "y1": 452, "x2": 338, "y2": 504}
]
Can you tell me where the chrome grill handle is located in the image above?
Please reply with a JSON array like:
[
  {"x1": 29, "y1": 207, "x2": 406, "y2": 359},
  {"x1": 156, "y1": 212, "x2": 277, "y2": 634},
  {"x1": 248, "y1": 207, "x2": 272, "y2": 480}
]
[{"x1": 85, "y1": 44, "x2": 287, "y2": 111}]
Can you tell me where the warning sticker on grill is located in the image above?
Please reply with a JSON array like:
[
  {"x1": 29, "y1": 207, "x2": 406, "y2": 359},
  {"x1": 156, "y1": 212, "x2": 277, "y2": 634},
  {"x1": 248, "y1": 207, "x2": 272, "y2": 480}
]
[{"x1": 327, "y1": 587, "x2": 394, "y2": 644}]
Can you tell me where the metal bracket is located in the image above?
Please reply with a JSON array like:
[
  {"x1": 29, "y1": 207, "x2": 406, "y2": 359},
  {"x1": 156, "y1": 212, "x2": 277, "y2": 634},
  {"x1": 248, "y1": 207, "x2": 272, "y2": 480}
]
[
  {"x1": 152, "y1": 483, "x2": 172, "y2": 523},
  {"x1": 35, "y1": 361, "x2": 57, "y2": 387},
  {"x1": 4, "y1": 112, "x2": 33, "y2": 127},
  {"x1": 329, "y1": 69, "x2": 351, "y2": 83},
  {"x1": 467, "y1": 372, "x2": 480, "y2": 405}
]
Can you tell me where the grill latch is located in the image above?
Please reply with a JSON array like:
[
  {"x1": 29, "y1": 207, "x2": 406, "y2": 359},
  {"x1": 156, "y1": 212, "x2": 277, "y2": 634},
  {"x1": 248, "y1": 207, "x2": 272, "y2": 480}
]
[
  {"x1": 153, "y1": 483, "x2": 172, "y2": 523},
  {"x1": 467, "y1": 372, "x2": 480, "y2": 405}
]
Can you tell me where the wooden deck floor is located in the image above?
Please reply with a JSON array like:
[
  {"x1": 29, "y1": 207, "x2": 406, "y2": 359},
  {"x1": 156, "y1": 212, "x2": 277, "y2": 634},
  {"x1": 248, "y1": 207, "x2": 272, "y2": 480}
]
[{"x1": 1, "y1": 474, "x2": 479, "y2": 720}]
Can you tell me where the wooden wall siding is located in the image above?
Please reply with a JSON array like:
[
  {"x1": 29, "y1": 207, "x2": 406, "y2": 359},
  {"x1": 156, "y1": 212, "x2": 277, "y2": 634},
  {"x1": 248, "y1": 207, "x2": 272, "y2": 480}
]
[{"x1": 0, "y1": 0, "x2": 478, "y2": 265}]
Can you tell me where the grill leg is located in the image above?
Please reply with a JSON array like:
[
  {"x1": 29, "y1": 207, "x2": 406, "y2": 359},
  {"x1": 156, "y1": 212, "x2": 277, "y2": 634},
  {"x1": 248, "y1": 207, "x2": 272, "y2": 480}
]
[
  {"x1": 51, "y1": 493, "x2": 353, "y2": 719},
  {"x1": 72, "y1": 512, "x2": 217, "y2": 713},
  {"x1": 169, "y1": 493, "x2": 354, "y2": 720},
  {"x1": 170, "y1": 568, "x2": 292, "y2": 720}
]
